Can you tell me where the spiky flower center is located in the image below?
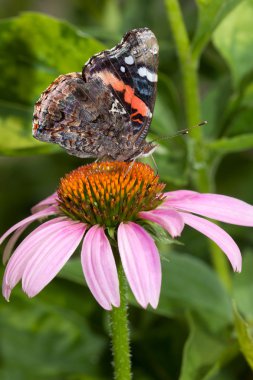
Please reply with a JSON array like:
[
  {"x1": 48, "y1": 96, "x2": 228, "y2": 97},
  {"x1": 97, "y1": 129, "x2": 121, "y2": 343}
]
[{"x1": 57, "y1": 162, "x2": 165, "y2": 227}]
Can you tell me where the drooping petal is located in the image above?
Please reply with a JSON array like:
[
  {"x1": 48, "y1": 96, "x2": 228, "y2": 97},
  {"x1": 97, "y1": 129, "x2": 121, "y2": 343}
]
[
  {"x1": 81, "y1": 225, "x2": 120, "y2": 310},
  {"x1": 2, "y1": 224, "x2": 29, "y2": 265},
  {"x1": 164, "y1": 191, "x2": 253, "y2": 226},
  {"x1": 118, "y1": 222, "x2": 161, "y2": 309},
  {"x1": 2, "y1": 217, "x2": 72, "y2": 300},
  {"x1": 22, "y1": 221, "x2": 86, "y2": 297},
  {"x1": 179, "y1": 212, "x2": 242, "y2": 272},
  {"x1": 31, "y1": 192, "x2": 58, "y2": 214},
  {"x1": 0, "y1": 206, "x2": 57, "y2": 245},
  {"x1": 139, "y1": 208, "x2": 184, "y2": 237}
]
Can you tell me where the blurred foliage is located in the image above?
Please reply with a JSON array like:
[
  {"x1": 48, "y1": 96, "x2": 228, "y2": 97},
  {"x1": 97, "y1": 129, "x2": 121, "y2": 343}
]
[
  {"x1": 0, "y1": 12, "x2": 104, "y2": 155},
  {"x1": 1, "y1": 0, "x2": 253, "y2": 379}
]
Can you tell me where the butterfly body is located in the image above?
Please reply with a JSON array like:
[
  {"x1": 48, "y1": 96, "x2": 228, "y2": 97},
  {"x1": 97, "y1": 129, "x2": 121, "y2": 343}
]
[{"x1": 33, "y1": 28, "x2": 159, "y2": 161}]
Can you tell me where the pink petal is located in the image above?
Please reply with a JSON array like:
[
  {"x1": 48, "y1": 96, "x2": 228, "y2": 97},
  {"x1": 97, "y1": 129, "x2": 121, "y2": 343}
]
[
  {"x1": 118, "y1": 222, "x2": 161, "y2": 309},
  {"x1": 179, "y1": 212, "x2": 242, "y2": 272},
  {"x1": 164, "y1": 190, "x2": 197, "y2": 201},
  {"x1": 0, "y1": 206, "x2": 57, "y2": 245},
  {"x1": 22, "y1": 221, "x2": 86, "y2": 297},
  {"x1": 164, "y1": 191, "x2": 253, "y2": 226},
  {"x1": 31, "y1": 192, "x2": 58, "y2": 214},
  {"x1": 139, "y1": 208, "x2": 184, "y2": 237},
  {"x1": 81, "y1": 226, "x2": 120, "y2": 310},
  {"x1": 2, "y1": 217, "x2": 71, "y2": 300},
  {"x1": 3, "y1": 224, "x2": 29, "y2": 265}
]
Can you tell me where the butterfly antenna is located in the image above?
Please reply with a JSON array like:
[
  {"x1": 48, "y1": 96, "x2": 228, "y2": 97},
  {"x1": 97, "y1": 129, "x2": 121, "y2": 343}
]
[{"x1": 151, "y1": 121, "x2": 208, "y2": 143}]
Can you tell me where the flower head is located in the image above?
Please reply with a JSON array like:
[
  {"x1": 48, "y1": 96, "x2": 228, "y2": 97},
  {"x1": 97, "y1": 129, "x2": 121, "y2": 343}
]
[
  {"x1": 1, "y1": 162, "x2": 253, "y2": 310},
  {"x1": 57, "y1": 161, "x2": 165, "y2": 226}
]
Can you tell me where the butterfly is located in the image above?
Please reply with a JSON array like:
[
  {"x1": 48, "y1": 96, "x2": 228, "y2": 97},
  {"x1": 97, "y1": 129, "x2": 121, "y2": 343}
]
[{"x1": 33, "y1": 28, "x2": 159, "y2": 161}]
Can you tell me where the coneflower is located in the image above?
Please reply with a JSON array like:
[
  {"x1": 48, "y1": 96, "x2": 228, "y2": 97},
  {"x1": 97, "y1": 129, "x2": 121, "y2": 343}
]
[{"x1": 1, "y1": 162, "x2": 253, "y2": 309}]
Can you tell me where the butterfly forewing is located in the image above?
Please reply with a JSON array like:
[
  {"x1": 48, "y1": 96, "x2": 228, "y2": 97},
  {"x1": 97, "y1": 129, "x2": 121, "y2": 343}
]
[{"x1": 83, "y1": 28, "x2": 158, "y2": 141}]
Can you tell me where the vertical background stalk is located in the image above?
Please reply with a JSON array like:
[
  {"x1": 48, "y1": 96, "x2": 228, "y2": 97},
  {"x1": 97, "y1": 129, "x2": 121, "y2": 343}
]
[
  {"x1": 165, "y1": 0, "x2": 231, "y2": 289},
  {"x1": 110, "y1": 263, "x2": 132, "y2": 380}
]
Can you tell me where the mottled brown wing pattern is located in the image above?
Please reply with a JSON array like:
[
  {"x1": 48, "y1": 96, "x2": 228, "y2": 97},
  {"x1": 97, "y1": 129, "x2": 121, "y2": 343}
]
[{"x1": 33, "y1": 28, "x2": 159, "y2": 161}]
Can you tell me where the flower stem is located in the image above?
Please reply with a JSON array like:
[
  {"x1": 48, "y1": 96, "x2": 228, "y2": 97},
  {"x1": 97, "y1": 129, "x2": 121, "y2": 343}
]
[
  {"x1": 110, "y1": 263, "x2": 132, "y2": 380},
  {"x1": 165, "y1": 0, "x2": 232, "y2": 289}
]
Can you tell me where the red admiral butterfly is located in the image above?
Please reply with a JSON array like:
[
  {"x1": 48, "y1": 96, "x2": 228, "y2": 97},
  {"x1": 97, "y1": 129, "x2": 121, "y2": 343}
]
[{"x1": 33, "y1": 28, "x2": 159, "y2": 161}]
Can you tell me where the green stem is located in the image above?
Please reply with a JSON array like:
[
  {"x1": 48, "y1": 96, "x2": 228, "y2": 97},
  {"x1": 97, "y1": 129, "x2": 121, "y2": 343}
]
[
  {"x1": 110, "y1": 263, "x2": 131, "y2": 380},
  {"x1": 165, "y1": 0, "x2": 208, "y2": 191},
  {"x1": 165, "y1": 0, "x2": 231, "y2": 290}
]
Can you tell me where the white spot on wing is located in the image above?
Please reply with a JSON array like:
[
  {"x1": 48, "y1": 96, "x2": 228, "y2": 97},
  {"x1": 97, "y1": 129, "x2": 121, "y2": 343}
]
[
  {"x1": 120, "y1": 66, "x2": 126, "y2": 73},
  {"x1": 138, "y1": 67, "x2": 147, "y2": 77},
  {"x1": 124, "y1": 55, "x2": 134, "y2": 65},
  {"x1": 138, "y1": 67, "x2": 157, "y2": 82},
  {"x1": 110, "y1": 99, "x2": 127, "y2": 115}
]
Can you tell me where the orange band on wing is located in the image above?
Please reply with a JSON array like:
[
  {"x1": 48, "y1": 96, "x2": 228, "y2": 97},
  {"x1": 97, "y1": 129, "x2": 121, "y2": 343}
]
[
  {"x1": 132, "y1": 118, "x2": 143, "y2": 124},
  {"x1": 97, "y1": 71, "x2": 149, "y2": 117}
]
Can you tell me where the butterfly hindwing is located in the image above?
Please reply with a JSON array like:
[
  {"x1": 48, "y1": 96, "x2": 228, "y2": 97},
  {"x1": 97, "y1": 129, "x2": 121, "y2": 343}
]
[{"x1": 33, "y1": 28, "x2": 159, "y2": 161}]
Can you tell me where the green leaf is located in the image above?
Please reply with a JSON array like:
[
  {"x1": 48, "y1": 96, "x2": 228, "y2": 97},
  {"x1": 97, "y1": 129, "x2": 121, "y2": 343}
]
[
  {"x1": 156, "y1": 252, "x2": 232, "y2": 331},
  {"x1": 60, "y1": 252, "x2": 232, "y2": 332},
  {"x1": 0, "y1": 105, "x2": 59, "y2": 155},
  {"x1": 192, "y1": 0, "x2": 241, "y2": 58},
  {"x1": 59, "y1": 258, "x2": 86, "y2": 286},
  {"x1": 233, "y1": 251, "x2": 253, "y2": 319},
  {"x1": 240, "y1": 81, "x2": 253, "y2": 107},
  {"x1": 225, "y1": 107, "x2": 253, "y2": 137},
  {"x1": 234, "y1": 304, "x2": 253, "y2": 370},
  {"x1": 207, "y1": 134, "x2": 253, "y2": 157},
  {"x1": 179, "y1": 314, "x2": 237, "y2": 380},
  {"x1": 0, "y1": 276, "x2": 106, "y2": 379},
  {"x1": 213, "y1": 0, "x2": 253, "y2": 87},
  {"x1": 0, "y1": 12, "x2": 104, "y2": 155}
]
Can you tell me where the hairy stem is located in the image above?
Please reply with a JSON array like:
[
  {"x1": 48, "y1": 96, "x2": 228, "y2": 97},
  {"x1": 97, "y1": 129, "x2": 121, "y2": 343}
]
[{"x1": 110, "y1": 263, "x2": 132, "y2": 379}]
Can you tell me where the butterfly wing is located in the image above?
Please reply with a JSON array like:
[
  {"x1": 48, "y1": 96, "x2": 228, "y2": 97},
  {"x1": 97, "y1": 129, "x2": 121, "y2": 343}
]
[
  {"x1": 33, "y1": 72, "x2": 126, "y2": 158},
  {"x1": 33, "y1": 28, "x2": 159, "y2": 160},
  {"x1": 83, "y1": 27, "x2": 159, "y2": 146}
]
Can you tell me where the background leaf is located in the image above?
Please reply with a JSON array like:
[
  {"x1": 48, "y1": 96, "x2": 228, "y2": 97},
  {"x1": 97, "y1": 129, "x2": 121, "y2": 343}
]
[
  {"x1": 208, "y1": 134, "x2": 253, "y2": 158},
  {"x1": 233, "y1": 251, "x2": 253, "y2": 319},
  {"x1": 192, "y1": 0, "x2": 241, "y2": 58},
  {"x1": 233, "y1": 304, "x2": 253, "y2": 370},
  {"x1": 179, "y1": 314, "x2": 237, "y2": 380},
  {"x1": 213, "y1": 0, "x2": 253, "y2": 87},
  {"x1": 0, "y1": 12, "x2": 104, "y2": 155},
  {"x1": 157, "y1": 252, "x2": 232, "y2": 332},
  {"x1": 0, "y1": 269, "x2": 106, "y2": 380},
  {"x1": 60, "y1": 252, "x2": 232, "y2": 332}
]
